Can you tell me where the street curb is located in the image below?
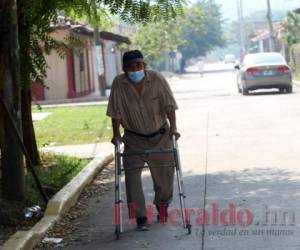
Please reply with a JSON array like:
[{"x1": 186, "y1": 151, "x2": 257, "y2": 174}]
[
  {"x1": 293, "y1": 80, "x2": 300, "y2": 86},
  {"x1": 0, "y1": 153, "x2": 114, "y2": 250}
]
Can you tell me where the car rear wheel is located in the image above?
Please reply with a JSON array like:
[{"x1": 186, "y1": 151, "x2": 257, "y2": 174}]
[
  {"x1": 286, "y1": 86, "x2": 293, "y2": 93},
  {"x1": 237, "y1": 85, "x2": 242, "y2": 93},
  {"x1": 279, "y1": 87, "x2": 285, "y2": 93},
  {"x1": 242, "y1": 87, "x2": 249, "y2": 96}
]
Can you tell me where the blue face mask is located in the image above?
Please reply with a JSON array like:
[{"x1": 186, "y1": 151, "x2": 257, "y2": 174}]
[{"x1": 128, "y1": 70, "x2": 145, "y2": 84}]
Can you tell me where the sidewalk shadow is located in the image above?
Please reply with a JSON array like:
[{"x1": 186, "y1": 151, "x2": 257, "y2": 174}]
[{"x1": 201, "y1": 167, "x2": 300, "y2": 250}]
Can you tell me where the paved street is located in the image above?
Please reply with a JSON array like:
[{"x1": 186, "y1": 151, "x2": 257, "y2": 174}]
[{"x1": 56, "y1": 70, "x2": 300, "y2": 250}]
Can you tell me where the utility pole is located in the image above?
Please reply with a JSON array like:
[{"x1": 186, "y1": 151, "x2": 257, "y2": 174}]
[
  {"x1": 266, "y1": 0, "x2": 275, "y2": 52},
  {"x1": 237, "y1": 0, "x2": 246, "y2": 61},
  {"x1": 91, "y1": 2, "x2": 105, "y2": 96},
  {"x1": 94, "y1": 27, "x2": 106, "y2": 97}
]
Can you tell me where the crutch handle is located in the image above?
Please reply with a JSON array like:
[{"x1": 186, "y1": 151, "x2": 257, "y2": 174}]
[
  {"x1": 172, "y1": 135, "x2": 178, "y2": 149},
  {"x1": 114, "y1": 142, "x2": 121, "y2": 154}
]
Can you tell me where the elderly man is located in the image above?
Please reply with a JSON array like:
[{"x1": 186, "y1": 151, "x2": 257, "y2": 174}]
[{"x1": 107, "y1": 50, "x2": 180, "y2": 231}]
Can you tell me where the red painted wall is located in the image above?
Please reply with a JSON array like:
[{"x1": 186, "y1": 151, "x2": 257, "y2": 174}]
[{"x1": 31, "y1": 81, "x2": 45, "y2": 101}]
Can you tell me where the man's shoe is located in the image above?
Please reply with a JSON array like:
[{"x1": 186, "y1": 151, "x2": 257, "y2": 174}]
[
  {"x1": 136, "y1": 223, "x2": 149, "y2": 231},
  {"x1": 156, "y1": 204, "x2": 168, "y2": 224},
  {"x1": 136, "y1": 217, "x2": 149, "y2": 231}
]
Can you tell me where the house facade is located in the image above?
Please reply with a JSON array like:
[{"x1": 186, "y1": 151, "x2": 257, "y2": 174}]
[
  {"x1": 100, "y1": 31, "x2": 130, "y2": 87},
  {"x1": 32, "y1": 22, "x2": 130, "y2": 102},
  {"x1": 249, "y1": 23, "x2": 286, "y2": 55}
]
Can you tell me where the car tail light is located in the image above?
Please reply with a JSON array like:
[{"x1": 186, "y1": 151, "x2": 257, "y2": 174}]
[
  {"x1": 245, "y1": 67, "x2": 258, "y2": 75},
  {"x1": 277, "y1": 66, "x2": 290, "y2": 73}
]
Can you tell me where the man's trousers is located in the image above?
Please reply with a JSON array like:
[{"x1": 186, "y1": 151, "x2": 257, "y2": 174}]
[{"x1": 122, "y1": 125, "x2": 175, "y2": 219}]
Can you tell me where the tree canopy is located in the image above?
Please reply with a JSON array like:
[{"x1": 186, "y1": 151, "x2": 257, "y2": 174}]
[
  {"x1": 130, "y1": 21, "x2": 185, "y2": 69},
  {"x1": 178, "y1": 0, "x2": 225, "y2": 64},
  {"x1": 130, "y1": 0, "x2": 225, "y2": 71},
  {"x1": 282, "y1": 11, "x2": 300, "y2": 48}
]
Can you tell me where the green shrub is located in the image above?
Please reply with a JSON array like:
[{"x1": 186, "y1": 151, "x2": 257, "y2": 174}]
[
  {"x1": 290, "y1": 43, "x2": 300, "y2": 74},
  {"x1": 25, "y1": 153, "x2": 89, "y2": 206}
]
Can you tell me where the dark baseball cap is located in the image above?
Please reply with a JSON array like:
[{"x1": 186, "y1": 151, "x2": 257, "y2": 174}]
[{"x1": 123, "y1": 50, "x2": 144, "y2": 67}]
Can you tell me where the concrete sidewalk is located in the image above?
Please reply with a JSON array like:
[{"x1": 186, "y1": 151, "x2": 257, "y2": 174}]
[
  {"x1": 293, "y1": 79, "x2": 300, "y2": 86},
  {"x1": 40, "y1": 143, "x2": 113, "y2": 159},
  {"x1": 33, "y1": 100, "x2": 108, "y2": 109},
  {"x1": 33, "y1": 91, "x2": 108, "y2": 106}
]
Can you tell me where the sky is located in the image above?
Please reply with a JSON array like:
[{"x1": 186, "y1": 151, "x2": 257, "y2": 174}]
[{"x1": 215, "y1": 0, "x2": 300, "y2": 21}]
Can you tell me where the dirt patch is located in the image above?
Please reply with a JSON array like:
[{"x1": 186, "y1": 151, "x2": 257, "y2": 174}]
[
  {"x1": 0, "y1": 153, "x2": 90, "y2": 246},
  {"x1": 34, "y1": 163, "x2": 114, "y2": 249},
  {"x1": 0, "y1": 199, "x2": 42, "y2": 246}
]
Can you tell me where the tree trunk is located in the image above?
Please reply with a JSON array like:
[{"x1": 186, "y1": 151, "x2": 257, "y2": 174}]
[
  {"x1": 180, "y1": 57, "x2": 186, "y2": 74},
  {"x1": 21, "y1": 86, "x2": 40, "y2": 166},
  {"x1": 17, "y1": 0, "x2": 41, "y2": 166},
  {"x1": 0, "y1": 0, "x2": 25, "y2": 200},
  {"x1": 94, "y1": 27, "x2": 106, "y2": 97}
]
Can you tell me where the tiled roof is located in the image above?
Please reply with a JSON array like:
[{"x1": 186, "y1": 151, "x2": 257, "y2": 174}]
[
  {"x1": 250, "y1": 23, "x2": 284, "y2": 42},
  {"x1": 51, "y1": 16, "x2": 131, "y2": 44}
]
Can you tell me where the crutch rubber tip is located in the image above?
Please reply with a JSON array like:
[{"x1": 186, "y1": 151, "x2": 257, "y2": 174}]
[
  {"x1": 115, "y1": 229, "x2": 121, "y2": 240},
  {"x1": 187, "y1": 224, "x2": 192, "y2": 235}
]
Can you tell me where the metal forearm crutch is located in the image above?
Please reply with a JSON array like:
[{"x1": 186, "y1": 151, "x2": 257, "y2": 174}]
[
  {"x1": 114, "y1": 142, "x2": 122, "y2": 240},
  {"x1": 172, "y1": 135, "x2": 192, "y2": 234}
]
